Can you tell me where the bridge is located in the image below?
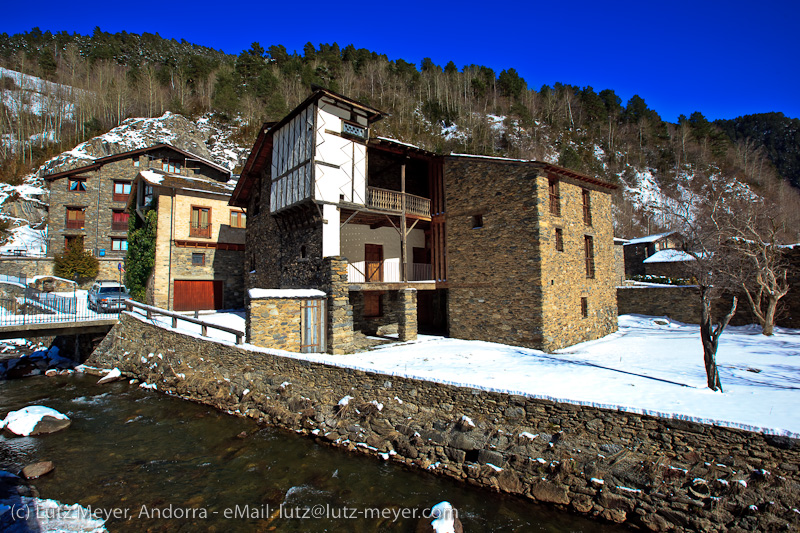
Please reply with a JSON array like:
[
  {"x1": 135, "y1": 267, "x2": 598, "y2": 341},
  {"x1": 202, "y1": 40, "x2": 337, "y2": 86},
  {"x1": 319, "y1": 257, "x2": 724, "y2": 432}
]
[{"x1": 0, "y1": 277, "x2": 121, "y2": 339}]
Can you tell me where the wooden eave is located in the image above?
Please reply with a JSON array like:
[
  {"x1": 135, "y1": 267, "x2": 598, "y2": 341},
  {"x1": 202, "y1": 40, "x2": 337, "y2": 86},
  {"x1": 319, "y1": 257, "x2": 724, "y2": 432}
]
[
  {"x1": 43, "y1": 143, "x2": 231, "y2": 181},
  {"x1": 230, "y1": 126, "x2": 272, "y2": 208},
  {"x1": 368, "y1": 138, "x2": 438, "y2": 160}
]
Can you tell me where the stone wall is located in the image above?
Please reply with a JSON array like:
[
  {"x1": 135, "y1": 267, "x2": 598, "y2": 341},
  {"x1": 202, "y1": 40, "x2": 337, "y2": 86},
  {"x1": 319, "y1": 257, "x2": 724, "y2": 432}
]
[
  {"x1": 537, "y1": 171, "x2": 618, "y2": 351},
  {"x1": 89, "y1": 315, "x2": 800, "y2": 532},
  {"x1": 0, "y1": 257, "x2": 53, "y2": 278},
  {"x1": 444, "y1": 158, "x2": 545, "y2": 349},
  {"x1": 444, "y1": 158, "x2": 617, "y2": 352},
  {"x1": 618, "y1": 286, "x2": 757, "y2": 327},
  {"x1": 322, "y1": 257, "x2": 353, "y2": 354},
  {"x1": 247, "y1": 296, "x2": 320, "y2": 352}
]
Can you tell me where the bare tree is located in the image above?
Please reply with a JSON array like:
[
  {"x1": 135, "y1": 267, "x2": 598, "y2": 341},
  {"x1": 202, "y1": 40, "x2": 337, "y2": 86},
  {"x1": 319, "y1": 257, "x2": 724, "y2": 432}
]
[
  {"x1": 726, "y1": 199, "x2": 794, "y2": 336},
  {"x1": 674, "y1": 178, "x2": 739, "y2": 392}
]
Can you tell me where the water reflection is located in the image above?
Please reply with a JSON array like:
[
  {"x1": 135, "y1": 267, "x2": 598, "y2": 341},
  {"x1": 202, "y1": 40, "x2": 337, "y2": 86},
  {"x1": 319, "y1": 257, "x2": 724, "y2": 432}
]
[{"x1": 0, "y1": 376, "x2": 627, "y2": 532}]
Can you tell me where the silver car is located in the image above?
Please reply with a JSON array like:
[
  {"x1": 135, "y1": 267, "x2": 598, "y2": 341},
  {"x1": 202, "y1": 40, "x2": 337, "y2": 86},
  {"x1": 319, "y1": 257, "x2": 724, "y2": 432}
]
[{"x1": 88, "y1": 281, "x2": 130, "y2": 313}]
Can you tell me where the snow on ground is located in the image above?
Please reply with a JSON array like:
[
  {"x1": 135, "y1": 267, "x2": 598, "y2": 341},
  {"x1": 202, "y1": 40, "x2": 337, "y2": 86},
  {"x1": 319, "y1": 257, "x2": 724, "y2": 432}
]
[
  {"x1": 0, "y1": 223, "x2": 47, "y2": 256},
  {"x1": 144, "y1": 310, "x2": 800, "y2": 438}
]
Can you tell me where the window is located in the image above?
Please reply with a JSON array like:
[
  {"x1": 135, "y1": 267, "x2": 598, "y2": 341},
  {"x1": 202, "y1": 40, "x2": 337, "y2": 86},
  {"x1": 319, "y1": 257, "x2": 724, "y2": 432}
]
[
  {"x1": 471, "y1": 214, "x2": 483, "y2": 229},
  {"x1": 364, "y1": 292, "x2": 382, "y2": 318},
  {"x1": 68, "y1": 178, "x2": 87, "y2": 192},
  {"x1": 192, "y1": 253, "x2": 205, "y2": 266},
  {"x1": 548, "y1": 178, "x2": 560, "y2": 216},
  {"x1": 342, "y1": 121, "x2": 367, "y2": 139},
  {"x1": 582, "y1": 189, "x2": 592, "y2": 226},
  {"x1": 162, "y1": 159, "x2": 181, "y2": 173},
  {"x1": 190, "y1": 206, "x2": 211, "y2": 238},
  {"x1": 555, "y1": 228, "x2": 564, "y2": 252},
  {"x1": 112, "y1": 210, "x2": 129, "y2": 231},
  {"x1": 111, "y1": 238, "x2": 128, "y2": 251},
  {"x1": 66, "y1": 207, "x2": 86, "y2": 229},
  {"x1": 581, "y1": 297, "x2": 588, "y2": 318},
  {"x1": 133, "y1": 158, "x2": 140, "y2": 168},
  {"x1": 113, "y1": 181, "x2": 132, "y2": 202},
  {"x1": 584, "y1": 235, "x2": 595, "y2": 279},
  {"x1": 300, "y1": 245, "x2": 307, "y2": 259},
  {"x1": 230, "y1": 210, "x2": 246, "y2": 228}
]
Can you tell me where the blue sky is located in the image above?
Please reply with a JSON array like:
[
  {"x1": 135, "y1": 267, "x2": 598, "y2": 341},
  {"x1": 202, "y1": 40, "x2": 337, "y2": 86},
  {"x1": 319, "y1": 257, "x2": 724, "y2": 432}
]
[{"x1": 6, "y1": 0, "x2": 799, "y2": 123}]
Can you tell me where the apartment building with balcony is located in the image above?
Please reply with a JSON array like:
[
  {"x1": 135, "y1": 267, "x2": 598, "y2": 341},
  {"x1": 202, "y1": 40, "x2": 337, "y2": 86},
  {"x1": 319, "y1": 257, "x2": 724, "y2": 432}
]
[
  {"x1": 231, "y1": 88, "x2": 618, "y2": 353},
  {"x1": 131, "y1": 170, "x2": 246, "y2": 311},
  {"x1": 44, "y1": 144, "x2": 231, "y2": 280}
]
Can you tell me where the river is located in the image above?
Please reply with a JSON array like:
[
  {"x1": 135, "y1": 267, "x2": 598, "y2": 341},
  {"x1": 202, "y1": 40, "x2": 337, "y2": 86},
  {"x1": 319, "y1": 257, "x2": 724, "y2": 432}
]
[{"x1": 0, "y1": 374, "x2": 628, "y2": 532}]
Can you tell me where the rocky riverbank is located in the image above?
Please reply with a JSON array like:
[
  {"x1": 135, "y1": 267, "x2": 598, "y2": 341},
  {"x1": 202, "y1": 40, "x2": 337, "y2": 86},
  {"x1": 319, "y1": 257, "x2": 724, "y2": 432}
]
[{"x1": 88, "y1": 314, "x2": 800, "y2": 532}]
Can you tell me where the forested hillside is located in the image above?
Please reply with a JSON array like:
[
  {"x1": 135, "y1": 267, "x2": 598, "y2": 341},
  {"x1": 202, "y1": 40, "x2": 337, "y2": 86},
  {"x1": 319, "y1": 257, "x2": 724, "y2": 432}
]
[{"x1": 2, "y1": 27, "x2": 799, "y2": 239}]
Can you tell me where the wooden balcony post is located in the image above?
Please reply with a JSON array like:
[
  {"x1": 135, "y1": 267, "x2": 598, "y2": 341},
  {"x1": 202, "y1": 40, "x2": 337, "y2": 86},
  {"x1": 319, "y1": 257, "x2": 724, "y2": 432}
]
[{"x1": 400, "y1": 160, "x2": 408, "y2": 283}]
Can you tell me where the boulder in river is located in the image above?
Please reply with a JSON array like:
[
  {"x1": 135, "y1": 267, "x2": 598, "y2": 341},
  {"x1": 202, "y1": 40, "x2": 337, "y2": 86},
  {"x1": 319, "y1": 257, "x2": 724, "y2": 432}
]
[{"x1": 2, "y1": 406, "x2": 71, "y2": 436}]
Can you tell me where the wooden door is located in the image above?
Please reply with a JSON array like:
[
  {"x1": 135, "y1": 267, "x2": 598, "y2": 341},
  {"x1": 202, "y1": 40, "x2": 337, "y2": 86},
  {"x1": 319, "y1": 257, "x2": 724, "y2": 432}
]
[
  {"x1": 173, "y1": 280, "x2": 223, "y2": 311},
  {"x1": 365, "y1": 244, "x2": 383, "y2": 282},
  {"x1": 301, "y1": 299, "x2": 325, "y2": 353}
]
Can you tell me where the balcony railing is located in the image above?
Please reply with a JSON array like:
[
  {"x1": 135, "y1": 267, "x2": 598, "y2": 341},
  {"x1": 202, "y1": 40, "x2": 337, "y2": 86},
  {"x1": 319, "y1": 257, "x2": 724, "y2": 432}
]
[
  {"x1": 66, "y1": 219, "x2": 85, "y2": 230},
  {"x1": 347, "y1": 261, "x2": 433, "y2": 283},
  {"x1": 111, "y1": 221, "x2": 129, "y2": 231},
  {"x1": 189, "y1": 223, "x2": 211, "y2": 238},
  {"x1": 366, "y1": 187, "x2": 431, "y2": 218}
]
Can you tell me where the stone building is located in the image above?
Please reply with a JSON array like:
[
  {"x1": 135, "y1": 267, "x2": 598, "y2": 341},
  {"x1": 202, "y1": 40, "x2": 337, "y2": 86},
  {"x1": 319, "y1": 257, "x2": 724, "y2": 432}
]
[
  {"x1": 230, "y1": 88, "x2": 618, "y2": 353},
  {"x1": 43, "y1": 144, "x2": 231, "y2": 280},
  {"x1": 130, "y1": 170, "x2": 245, "y2": 311},
  {"x1": 622, "y1": 230, "x2": 684, "y2": 278}
]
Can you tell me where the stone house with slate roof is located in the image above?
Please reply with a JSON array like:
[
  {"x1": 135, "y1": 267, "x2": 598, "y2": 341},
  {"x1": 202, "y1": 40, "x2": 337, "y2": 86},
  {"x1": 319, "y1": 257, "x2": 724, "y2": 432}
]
[
  {"x1": 130, "y1": 170, "x2": 246, "y2": 311},
  {"x1": 43, "y1": 144, "x2": 231, "y2": 280},
  {"x1": 230, "y1": 88, "x2": 618, "y2": 353},
  {"x1": 623, "y1": 231, "x2": 685, "y2": 278}
]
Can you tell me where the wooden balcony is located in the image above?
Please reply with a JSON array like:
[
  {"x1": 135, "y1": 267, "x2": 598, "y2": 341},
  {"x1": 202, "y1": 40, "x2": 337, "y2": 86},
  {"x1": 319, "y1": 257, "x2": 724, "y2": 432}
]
[
  {"x1": 189, "y1": 223, "x2": 211, "y2": 238},
  {"x1": 111, "y1": 221, "x2": 129, "y2": 231},
  {"x1": 66, "y1": 219, "x2": 85, "y2": 230},
  {"x1": 366, "y1": 187, "x2": 430, "y2": 218}
]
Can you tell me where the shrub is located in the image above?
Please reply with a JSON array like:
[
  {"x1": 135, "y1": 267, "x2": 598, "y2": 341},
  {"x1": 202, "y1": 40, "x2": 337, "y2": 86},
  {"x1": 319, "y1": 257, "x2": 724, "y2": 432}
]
[{"x1": 54, "y1": 240, "x2": 99, "y2": 281}]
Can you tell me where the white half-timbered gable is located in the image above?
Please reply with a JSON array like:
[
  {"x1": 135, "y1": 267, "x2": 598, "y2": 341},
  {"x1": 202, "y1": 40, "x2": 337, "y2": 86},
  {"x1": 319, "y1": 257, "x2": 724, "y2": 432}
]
[{"x1": 269, "y1": 93, "x2": 375, "y2": 215}]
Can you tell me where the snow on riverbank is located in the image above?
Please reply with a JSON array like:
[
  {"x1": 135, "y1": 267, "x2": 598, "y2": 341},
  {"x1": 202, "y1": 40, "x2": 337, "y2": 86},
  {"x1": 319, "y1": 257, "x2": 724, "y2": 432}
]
[{"x1": 131, "y1": 310, "x2": 800, "y2": 438}]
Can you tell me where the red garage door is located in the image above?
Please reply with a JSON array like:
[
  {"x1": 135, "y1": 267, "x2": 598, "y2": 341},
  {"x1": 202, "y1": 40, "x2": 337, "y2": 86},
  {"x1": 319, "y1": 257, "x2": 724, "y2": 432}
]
[{"x1": 173, "y1": 280, "x2": 223, "y2": 311}]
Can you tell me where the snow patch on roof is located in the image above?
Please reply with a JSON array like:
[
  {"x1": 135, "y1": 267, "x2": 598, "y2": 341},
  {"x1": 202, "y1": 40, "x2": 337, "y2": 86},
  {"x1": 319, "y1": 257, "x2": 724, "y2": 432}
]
[
  {"x1": 643, "y1": 249, "x2": 696, "y2": 263},
  {"x1": 249, "y1": 289, "x2": 326, "y2": 299},
  {"x1": 625, "y1": 231, "x2": 676, "y2": 245}
]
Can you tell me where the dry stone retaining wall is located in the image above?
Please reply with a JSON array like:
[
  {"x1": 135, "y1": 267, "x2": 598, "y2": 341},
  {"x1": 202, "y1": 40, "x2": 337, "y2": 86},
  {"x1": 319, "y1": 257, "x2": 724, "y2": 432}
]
[{"x1": 89, "y1": 314, "x2": 800, "y2": 532}]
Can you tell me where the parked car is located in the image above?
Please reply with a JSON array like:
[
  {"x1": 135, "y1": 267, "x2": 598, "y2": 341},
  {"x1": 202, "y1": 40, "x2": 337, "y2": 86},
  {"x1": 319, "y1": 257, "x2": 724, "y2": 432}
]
[{"x1": 88, "y1": 281, "x2": 130, "y2": 313}]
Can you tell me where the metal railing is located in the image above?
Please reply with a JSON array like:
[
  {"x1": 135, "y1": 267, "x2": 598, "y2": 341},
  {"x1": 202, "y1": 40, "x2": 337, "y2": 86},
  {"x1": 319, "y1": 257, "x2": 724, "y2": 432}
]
[
  {"x1": 126, "y1": 300, "x2": 244, "y2": 344},
  {"x1": 366, "y1": 187, "x2": 431, "y2": 218}
]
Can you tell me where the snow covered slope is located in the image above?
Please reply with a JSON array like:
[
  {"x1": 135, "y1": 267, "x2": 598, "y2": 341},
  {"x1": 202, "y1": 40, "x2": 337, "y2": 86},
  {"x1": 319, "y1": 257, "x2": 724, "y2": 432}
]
[{"x1": 0, "y1": 110, "x2": 250, "y2": 256}]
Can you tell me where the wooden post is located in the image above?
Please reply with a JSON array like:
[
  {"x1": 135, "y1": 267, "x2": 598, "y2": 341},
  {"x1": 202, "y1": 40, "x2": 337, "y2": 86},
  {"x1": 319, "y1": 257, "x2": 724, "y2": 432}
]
[{"x1": 400, "y1": 159, "x2": 408, "y2": 283}]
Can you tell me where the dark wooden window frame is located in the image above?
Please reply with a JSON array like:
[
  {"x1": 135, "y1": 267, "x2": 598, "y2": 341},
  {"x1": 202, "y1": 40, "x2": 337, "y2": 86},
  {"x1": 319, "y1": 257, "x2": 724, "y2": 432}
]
[
  {"x1": 548, "y1": 178, "x2": 561, "y2": 217},
  {"x1": 582, "y1": 189, "x2": 592, "y2": 226},
  {"x1": 190, "y1": 205, "x2": 212, "y2": 238},
  {"x1": 581, "y1": 297, "x2": 588, "y2": 318},
  {"x1": 112, "y1": 209, "x2": 129, "y2": 231},
  {"x1": 363, "y1": 291, "x2": 383, "y2": 318},
  {"x1": 191, "y1": 252, "x2": 206, "y2": 266},
  {"x1": 230, "y1": 210, "x2": 246, "y2": 228},
  {"x1": 584, "y1": 235, "x2": 595, "y2": 279},
  {"x1": 113, "y1": 180, "x2": 131, "y2": 202},
  {"x1": 65, "y1": 207, "x2": 86, "y2": 230},
  {"x1": 110, "y1": 237, "x2": 127, "y2": 252},
  {"x1": 68, "y1": 177, "x2": 87, "y2": 192},
  {"x1": 555, "y1": 227, "x2": 564, "y2": 252}
]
